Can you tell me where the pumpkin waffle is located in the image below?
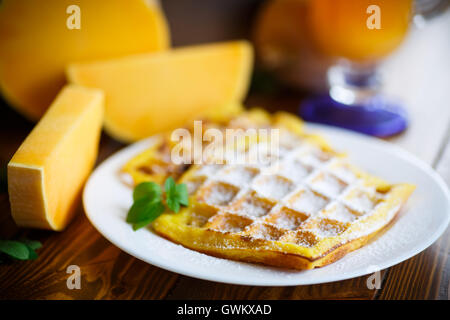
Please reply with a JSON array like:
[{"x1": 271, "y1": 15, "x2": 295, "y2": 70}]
[{"x1": 121, "y1": 109, "x2": 414, "y2": 269}]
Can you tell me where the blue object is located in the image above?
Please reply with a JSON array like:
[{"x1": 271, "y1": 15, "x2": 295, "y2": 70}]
[{"x1": 299, "y1": 94, "x2": 408, "y2": 137}]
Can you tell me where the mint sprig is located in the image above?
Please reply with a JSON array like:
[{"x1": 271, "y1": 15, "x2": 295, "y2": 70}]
[
  {"x1": 127, "y1": 178, "x2": 189, "y2": 231},
  {"x1": 0, "y1": 239, "x2": 42, "y2": 262},
  {"x1": 127, "y1": 182, "x2": 165, "y2": 231},
  {"x1": 165, "y1": 177, "x2": 188, "y2": 213}
]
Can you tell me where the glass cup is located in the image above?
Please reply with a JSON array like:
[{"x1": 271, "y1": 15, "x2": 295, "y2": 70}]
[{"x1": 298, "y1": 0, "x2": 448, "y2": 136}]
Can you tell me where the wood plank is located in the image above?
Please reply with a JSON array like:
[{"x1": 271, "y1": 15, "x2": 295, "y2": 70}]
[
  {"x1": 0, "y1": 211, "x2": 180, "y2": 299},
  {"x1": 0, "y1": 8, "x2": 448, "y2": 301},
  {"x1": 377, "y1": 129, "x2": 450, "y2": 300},
  {"x1": 166, "y1": 274, "x2": 386, "y2": 300}
]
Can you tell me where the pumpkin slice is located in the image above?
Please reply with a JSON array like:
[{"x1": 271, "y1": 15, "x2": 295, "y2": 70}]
[
  {"x1": 0, "y1": 0, "x2": 169, "y2": 120},
  {"x1": 8, "y1": 85, "x2": 104, "y2": 230},
  {"x1": 67, "y1": 41, "x2": 253, "y2": 142}
]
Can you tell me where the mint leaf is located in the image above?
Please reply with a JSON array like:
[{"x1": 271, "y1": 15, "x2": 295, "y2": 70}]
[
  {"x1": 133, "y1": 182, "x2": 162, "y2": 202},
  {"x1": 165, "y1": 177, "x2": 178, "y2": 212},
  {"x1": 176, "y1": 183, "x2": 189, "y2": 206},
  {"x1": 127, "y1": 198, "x2": 165, "y2": 223},
  {"x1": 0, "y1": 239, "x2": 42, "y2": 262},
  {"x1": 131, "y1": 202, "x2": 165, "y2": 230},
  {"x1": 132, "y1": 219, "x2": 154, "y2": 231},
  {"x1": 127, "y1": 182, "x2": 166, "y2": 230},
  {"x1": 25, "y1": 246, "x2": 38, "y2": 260},
  {"x1": 164, "y1": 177, "x2": 176, "y2": 196},
  {"x1": 127, "y1": 198, "x2": 154, "y2": 223},
  {"x1": 165, "y1": 177, "x2": 188, "y2": 213},
  {"x1": 0, "y1": 240, "x2": 31, "y2": 260},
  {"x1": 21, "y1": 239, "x2": 42, "y2": 250},
  {"x1": 127, "y1": 178, "x2": 189, "y2": 231}
]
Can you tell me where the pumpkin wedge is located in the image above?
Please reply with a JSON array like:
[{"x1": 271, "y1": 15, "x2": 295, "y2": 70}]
[
  {"x1": 0, "y1": 0, "x2": 169, "y2": 120},
  {"x1": 67, "y1": 41, "x2": 253, "y2": 142},
  {"x1": 8, "y1": 85, "x2": 104, "y2": 230}
]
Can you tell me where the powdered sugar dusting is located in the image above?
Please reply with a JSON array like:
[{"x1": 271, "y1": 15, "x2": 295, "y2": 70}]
[
  {"x1": 253, "y1": 175, "x2": 294, "y2": 200},
  {"x1": 289, "y1": 189, "x2": 328, "y2": 215},
  {"x1": 232, "y1": 196, "x2": 272, "y2": 217},
  {"x1": 218, "y1": 166, "x2": 258, "y2": 187},
  {"x1": 278, "y1": 160, "x2": 311, "y2": 182},
  {"x1": 203, "y1": 183, "x2": 238, "y2": 206},
  {"x1": 310, "y1": 173, "x2": 347, "y2": 197},
  {"x1": 325, "y1": 202, "x2": 359, "y2": 223}
]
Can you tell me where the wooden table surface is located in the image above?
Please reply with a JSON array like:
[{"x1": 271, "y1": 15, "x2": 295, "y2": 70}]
[{"x1": 0, "y1": 10, "x2": 449, "y2": 301}]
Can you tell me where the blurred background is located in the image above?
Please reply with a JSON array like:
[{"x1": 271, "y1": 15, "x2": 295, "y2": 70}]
[{"x1": 1, "y1": 0, "x2": 449, "y2": 179}]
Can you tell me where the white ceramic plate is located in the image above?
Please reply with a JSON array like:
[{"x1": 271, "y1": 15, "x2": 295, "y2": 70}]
[{"x1": 83, "y1": 124, "x2": 450, "y2": 286}]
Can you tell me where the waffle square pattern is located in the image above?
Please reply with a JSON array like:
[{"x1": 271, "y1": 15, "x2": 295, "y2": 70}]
[{"x1": 123, "y1": 109, "x2": 414, "y2": 269}]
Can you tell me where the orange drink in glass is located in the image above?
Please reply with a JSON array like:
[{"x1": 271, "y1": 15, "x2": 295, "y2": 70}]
[{"x1": 308, "y1": 0, "x2": 413, "y2": 62}]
